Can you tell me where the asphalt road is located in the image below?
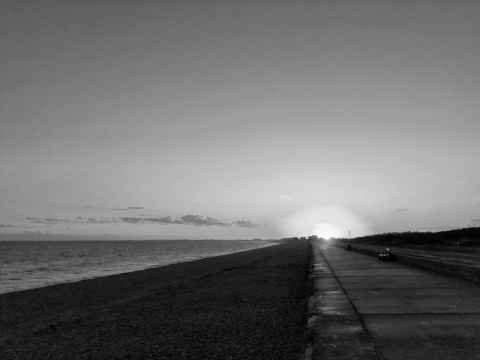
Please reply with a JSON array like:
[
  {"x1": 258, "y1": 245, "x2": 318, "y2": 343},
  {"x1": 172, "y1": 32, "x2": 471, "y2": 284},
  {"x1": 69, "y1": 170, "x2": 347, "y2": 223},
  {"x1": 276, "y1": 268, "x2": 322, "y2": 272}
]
[{"x1": 320, "y1": 244, "x2": 480, "y2": 360}]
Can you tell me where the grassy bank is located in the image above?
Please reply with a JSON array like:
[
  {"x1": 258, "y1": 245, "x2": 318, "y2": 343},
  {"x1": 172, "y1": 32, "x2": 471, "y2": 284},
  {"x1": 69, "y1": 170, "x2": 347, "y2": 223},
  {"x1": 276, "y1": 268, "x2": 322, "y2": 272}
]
[
  {"x1": 1, "y1": 239, "x2": 311, "y2": 360},
  {"x1": 345, "y1": 227, "x2": 480, "y2": 252}
]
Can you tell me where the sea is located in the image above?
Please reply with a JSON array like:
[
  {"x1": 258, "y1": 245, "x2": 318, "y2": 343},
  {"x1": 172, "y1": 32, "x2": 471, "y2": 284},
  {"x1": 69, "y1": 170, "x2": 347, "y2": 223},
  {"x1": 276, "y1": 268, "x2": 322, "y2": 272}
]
[{"x1": 0, "y1": 240, "x2": 274, "y2": 294}]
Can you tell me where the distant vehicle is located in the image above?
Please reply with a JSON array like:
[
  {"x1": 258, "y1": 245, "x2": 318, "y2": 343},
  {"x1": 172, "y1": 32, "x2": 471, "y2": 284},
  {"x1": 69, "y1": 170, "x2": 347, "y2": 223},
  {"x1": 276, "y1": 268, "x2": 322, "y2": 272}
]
[{"x1": 377, "y1": 248, "x2": 396, "y2": 261}]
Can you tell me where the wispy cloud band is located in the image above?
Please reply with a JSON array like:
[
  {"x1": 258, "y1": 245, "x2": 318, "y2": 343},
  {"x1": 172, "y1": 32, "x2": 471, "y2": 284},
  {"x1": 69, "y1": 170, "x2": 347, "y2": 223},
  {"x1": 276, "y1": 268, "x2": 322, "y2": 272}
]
[{"x1": 25, "y1": 215, "x2": 259, "y2": 228}]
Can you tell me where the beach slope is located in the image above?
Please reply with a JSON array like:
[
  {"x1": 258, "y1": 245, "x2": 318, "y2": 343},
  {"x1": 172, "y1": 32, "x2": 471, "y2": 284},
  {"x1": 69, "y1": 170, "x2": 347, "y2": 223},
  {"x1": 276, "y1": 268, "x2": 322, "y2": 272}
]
[{"x1": 1, "y1": 239, "x2": 310, "y2": 360}]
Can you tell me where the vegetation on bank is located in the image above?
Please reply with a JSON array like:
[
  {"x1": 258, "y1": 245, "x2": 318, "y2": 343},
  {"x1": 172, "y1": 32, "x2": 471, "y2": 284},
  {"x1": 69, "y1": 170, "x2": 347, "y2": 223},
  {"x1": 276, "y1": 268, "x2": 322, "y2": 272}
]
[{"x1": 344, "y1": 227, "x2": 480, "y2": 250}]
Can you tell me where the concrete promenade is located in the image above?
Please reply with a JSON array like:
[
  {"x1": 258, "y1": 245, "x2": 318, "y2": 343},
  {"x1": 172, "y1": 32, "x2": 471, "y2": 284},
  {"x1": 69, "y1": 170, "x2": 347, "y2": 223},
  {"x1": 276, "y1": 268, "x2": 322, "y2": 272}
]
[
  {"x1": 313, "y1": 241, "x2": 480, "y2": 360},
  {"x1": 341, "y1": 243, "x2": 480, "y2": 284},
  {"x1": 307, "y1": 242, "x2": 379, "y2": 360}
]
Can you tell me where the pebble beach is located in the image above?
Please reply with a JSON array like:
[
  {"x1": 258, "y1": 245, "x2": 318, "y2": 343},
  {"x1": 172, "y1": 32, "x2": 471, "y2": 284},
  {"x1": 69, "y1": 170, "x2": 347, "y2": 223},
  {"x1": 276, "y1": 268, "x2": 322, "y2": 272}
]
[{"x1": 0, "y1": 239, "x2": 311, "y2": 360}]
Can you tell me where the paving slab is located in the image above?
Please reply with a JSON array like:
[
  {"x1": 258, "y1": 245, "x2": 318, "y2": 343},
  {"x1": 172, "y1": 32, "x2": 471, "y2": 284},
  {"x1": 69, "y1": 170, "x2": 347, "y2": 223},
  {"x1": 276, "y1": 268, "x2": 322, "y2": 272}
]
[
  {"x1": 338, "y1": 276, "x2": 464, "y2": 289},
  {"x1": 334, "y1": 268, "x2": 421, "y2": 277},
  {"x1": 320, "y1": 244, "x2": 480, "y2": 360},
  {"x1": 307, "y1": 243, "x2": 380, "y2": 359}
]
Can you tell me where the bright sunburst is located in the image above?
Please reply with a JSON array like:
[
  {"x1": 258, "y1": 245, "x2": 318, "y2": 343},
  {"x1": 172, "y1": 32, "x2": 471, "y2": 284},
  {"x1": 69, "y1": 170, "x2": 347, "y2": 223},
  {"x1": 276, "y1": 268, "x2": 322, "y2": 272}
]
[
  {"x1": 313, "y1": 223, "x2": 344, "y2": 240},
  {"x1": 280, "y1": 206, "x2": 371, "y2": 239}
]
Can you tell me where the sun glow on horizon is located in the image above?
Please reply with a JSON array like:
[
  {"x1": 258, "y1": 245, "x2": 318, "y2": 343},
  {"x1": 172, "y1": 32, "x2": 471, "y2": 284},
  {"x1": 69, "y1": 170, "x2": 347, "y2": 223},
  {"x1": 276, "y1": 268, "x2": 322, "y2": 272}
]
[
  {"x1": 280, "y1": 206, "x2": 372, "y2": 239},
  {"x1": 313, "y1": 223, "x2": 345, "y2": 240}
]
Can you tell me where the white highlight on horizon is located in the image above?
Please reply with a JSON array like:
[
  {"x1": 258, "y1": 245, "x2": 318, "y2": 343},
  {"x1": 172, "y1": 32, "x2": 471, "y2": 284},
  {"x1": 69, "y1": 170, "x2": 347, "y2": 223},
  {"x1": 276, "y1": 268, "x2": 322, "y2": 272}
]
[
  {"x1": 313, "y1": 223, "x2": 344, "y2": 240},
  {"x1": 279, "y1": 205, "x2": 372, "y2": 238}
]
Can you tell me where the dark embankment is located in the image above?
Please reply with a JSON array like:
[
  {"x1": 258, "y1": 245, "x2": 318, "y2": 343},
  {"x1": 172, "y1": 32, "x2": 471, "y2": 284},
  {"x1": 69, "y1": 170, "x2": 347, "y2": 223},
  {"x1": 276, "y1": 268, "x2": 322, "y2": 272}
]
[
  {"x1": 0, "y1": 239, "x2": 311, "y2": 360},
  {"x1": 346, "y1": 227, "x2": 480, "y2": 251},
  {"x1": 339, "y1": 228, "x2": 480, "y2": 284}
]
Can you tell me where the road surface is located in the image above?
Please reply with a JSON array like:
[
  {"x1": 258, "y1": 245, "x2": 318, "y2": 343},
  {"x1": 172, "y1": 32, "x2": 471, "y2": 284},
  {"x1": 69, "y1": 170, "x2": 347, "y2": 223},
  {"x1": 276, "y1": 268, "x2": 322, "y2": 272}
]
[{"x1": 315, "y1": 243, "x2": 480, "y2": 360}]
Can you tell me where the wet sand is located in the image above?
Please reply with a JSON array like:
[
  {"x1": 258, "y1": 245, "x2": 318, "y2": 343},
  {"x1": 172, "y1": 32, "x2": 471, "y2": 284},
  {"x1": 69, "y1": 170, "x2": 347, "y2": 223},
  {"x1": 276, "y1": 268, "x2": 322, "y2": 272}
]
[{"x1": 0, "y1": 239, "x2": 311, "y2": 360}]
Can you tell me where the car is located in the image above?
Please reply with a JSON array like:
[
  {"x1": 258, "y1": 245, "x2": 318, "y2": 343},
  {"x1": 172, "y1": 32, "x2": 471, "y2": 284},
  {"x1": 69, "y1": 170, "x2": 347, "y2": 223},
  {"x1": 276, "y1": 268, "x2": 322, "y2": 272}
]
[{"x1": 377, "y1": 248, "x2": 395, "y2": 261}]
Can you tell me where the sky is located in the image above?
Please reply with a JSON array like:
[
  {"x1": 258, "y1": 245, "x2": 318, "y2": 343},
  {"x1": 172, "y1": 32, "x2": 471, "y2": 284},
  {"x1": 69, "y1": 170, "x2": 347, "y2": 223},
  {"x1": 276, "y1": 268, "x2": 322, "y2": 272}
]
[{"x1": 1, "y1": 0, "x2": 479, "y2": 239}]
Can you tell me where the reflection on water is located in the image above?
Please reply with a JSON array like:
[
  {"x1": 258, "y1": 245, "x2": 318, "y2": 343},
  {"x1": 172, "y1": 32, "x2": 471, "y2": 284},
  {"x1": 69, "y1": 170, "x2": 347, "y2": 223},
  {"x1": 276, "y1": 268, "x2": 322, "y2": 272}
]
[{"x1": 0, "y1": 240, "x2": 273, "y2": 294}]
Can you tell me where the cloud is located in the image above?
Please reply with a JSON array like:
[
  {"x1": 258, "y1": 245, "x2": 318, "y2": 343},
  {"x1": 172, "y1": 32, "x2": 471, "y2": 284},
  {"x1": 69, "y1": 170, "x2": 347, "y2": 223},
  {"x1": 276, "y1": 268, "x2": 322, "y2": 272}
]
[
  {"x1": 233, "y1": 220, "x2": 257, "y2": 228},
  {"x1": 120, "y1": 216, "x2": 179, "y2": 224},
  {"x1": 83, "y1": 217, "x2": 118, "y2": 224},
  {"x1": 472, "y1": 219, "x2": 480, "y2": 224},
  {"x1": 26, "y1": 217, "x2": 67, "y2": 224},
  {"x1": 120, "y1": 215, "x2": 229, "y2": 226},
  {"x1": 26, "y1": 217, "x2": 117, "y2": 225},
  {"x1": 112, "y1": 206, "x2": 145, "y2": 211},
  {"x1": 0, "y1": 224, "x2": 16, "y2": 228},
  {"x1": 392, "y1": 208, "x2": 409, "y2": 213},
  {"x1": 119, "y1": 217, "x2": 144, "y2": 224},
  {"x1": 279, "y1": 195, "x2": 293, "y2": 201},
  {"x1": 149, "y1": 216, "x2": 184, "y2": 224},
  {"x1": 118, "y1": 215, "x2": 258, "y2": 227},
  {"x1": 180, "y1": 215, "x2": 229, "y2": 226},
  {"x1": 25, "y1": 214, "x2": 258, "y2": 228}
]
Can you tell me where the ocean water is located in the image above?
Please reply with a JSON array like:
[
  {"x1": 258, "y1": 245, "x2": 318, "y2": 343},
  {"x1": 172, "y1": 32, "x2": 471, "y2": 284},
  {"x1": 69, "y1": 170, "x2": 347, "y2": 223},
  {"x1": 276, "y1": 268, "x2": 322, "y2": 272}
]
[{"x1": 0, "y1": 240, "x2": 273, "y2": 294}]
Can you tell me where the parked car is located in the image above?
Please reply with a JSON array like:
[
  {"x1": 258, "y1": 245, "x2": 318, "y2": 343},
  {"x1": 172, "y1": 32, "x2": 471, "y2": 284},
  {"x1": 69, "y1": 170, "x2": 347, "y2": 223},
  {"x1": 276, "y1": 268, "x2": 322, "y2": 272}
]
[{"x1": 377, "y1": 248, "x2": 395, "y2": 261}]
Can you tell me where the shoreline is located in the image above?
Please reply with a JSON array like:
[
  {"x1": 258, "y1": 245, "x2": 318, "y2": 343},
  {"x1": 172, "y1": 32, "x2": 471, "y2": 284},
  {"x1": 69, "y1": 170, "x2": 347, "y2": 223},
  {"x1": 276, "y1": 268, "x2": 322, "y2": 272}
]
[
  {"x1": 0, "y1": 241, "x2": 277, "y2": 296},
  {"x1": 1, "y1": 239, "x2": 311, "y2": 359}
]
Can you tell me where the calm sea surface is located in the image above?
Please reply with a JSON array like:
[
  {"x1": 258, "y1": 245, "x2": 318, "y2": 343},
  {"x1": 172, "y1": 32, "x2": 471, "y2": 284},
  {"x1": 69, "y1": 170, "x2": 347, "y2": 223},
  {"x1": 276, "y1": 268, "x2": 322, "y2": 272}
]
[{"x1": 0, "y1": 240, "x2": 274, "y2": 294}]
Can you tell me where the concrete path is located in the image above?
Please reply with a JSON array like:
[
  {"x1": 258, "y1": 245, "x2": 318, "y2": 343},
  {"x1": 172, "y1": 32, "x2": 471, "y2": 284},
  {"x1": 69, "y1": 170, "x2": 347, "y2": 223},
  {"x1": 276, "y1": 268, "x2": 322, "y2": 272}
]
[
  {"x1": 307, "y1": 242, "x2": 379, "y2": 359},
  {"x1": 344, "y1": 243, "x2": 480, "y2": 283},
  {"x1": 320, "y1": 243, "x2": 480, "y2": 360}
]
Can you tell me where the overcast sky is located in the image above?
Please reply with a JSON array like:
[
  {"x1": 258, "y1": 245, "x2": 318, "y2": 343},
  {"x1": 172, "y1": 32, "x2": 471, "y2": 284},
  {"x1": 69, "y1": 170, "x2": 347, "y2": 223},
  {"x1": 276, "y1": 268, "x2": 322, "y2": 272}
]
[{"x1": 1, "y1": 0, "x2": 479, "y2": 239}]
